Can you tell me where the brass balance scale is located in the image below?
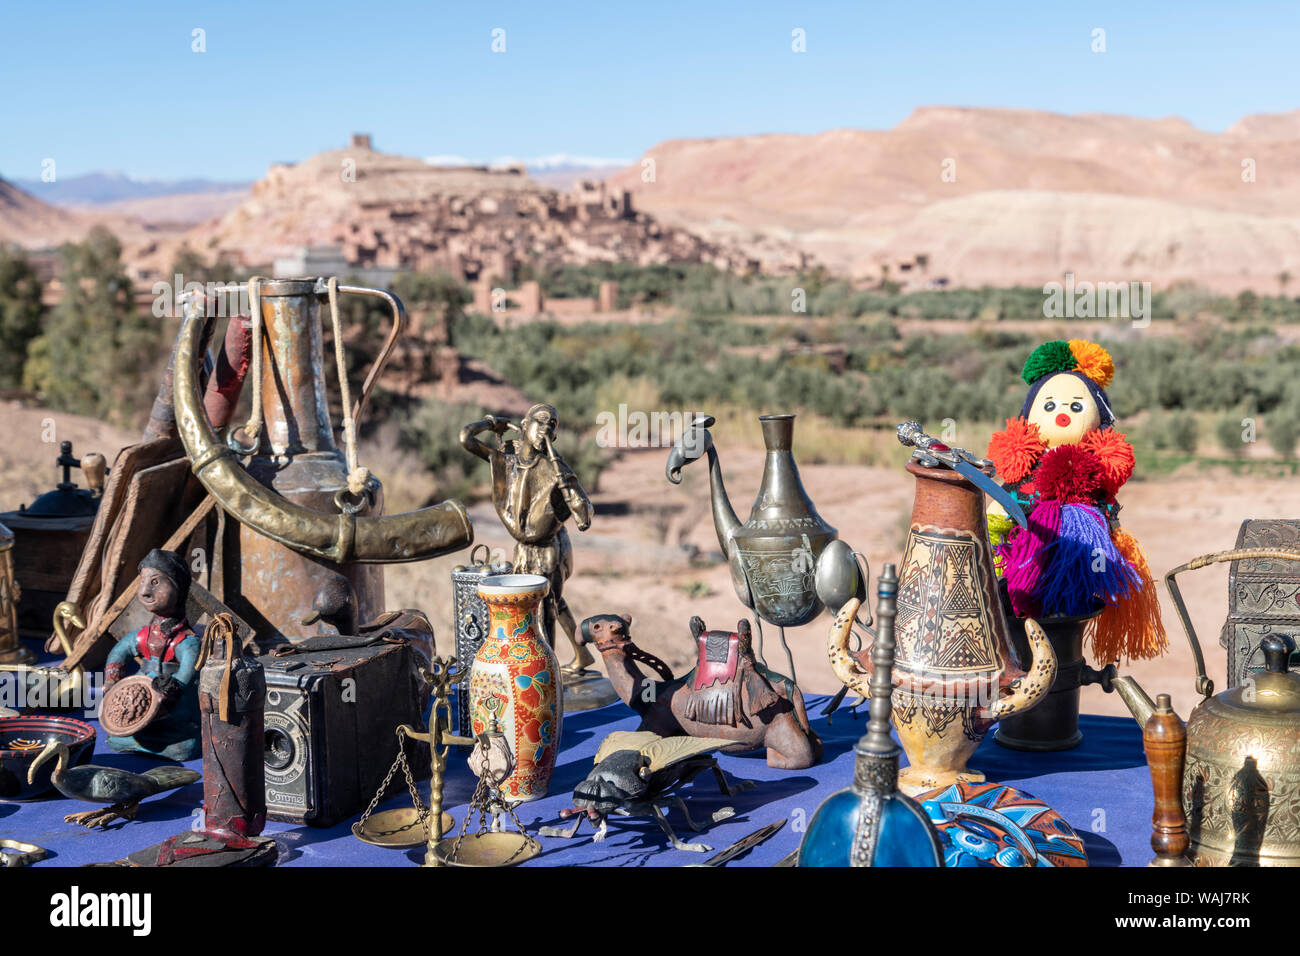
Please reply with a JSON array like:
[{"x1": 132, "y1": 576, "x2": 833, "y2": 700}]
[{"x1": 353, "y1": 657, "x2": 541, "y2": 867}]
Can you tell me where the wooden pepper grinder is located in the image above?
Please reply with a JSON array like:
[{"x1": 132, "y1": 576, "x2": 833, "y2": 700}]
[{"x1": 1143, "y1": 692, "x2": 1191, "y2": 866}]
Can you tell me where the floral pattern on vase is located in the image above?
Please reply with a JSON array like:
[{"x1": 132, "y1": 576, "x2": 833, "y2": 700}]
[{"x1": 469, "y1": 574, "x2": 562, "y2": 802}]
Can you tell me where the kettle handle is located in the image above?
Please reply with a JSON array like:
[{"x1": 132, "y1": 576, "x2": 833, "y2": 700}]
[{"x1": 1165, "y1": 547, "x2": 1300, "y2": 700}]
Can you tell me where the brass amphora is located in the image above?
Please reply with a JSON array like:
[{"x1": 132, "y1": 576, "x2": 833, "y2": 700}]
[{"x1": 831, "y1": 461, "x2": 1056, "y2": 795}]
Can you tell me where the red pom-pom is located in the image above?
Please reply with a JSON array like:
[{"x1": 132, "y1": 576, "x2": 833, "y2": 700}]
[
  {"x1": 1034, "y1": 445, "x2": 1103, "y2": 504},
  {"x1": 987, "y1": 417, "x2": 1046, "y2": 484},
  {"x1": 1079, "y1": 428, "x2": 1135, "y2": 495}
]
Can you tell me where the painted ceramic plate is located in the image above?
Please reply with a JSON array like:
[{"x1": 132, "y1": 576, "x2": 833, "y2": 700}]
[
  {"x1": 916, "y1": 781, "x2": 1088, "y2": 867},
  {"x1": 100, "y1": 675, "x2": 163, "y2": 737}
]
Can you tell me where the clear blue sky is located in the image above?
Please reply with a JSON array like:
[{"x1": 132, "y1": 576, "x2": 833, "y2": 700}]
[{"x1": 2, "y1": 0, "x2": 1297, "y2": 181}]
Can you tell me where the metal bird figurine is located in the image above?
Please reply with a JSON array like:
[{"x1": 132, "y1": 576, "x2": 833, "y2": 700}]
[
  {"x1": 539, "y1": 731, "x2": 753, "y2": 852},
  {"x1": 27, "y1": 740, "x2": 200, "y2": 829}
]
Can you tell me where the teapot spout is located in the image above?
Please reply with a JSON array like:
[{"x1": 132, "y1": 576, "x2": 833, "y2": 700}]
[
  {"x1": 706, "y1": 449, "x2": 744, "y2": 556},
  {"x1": 665, "y1": 414, "x2": 715, "y2": 484},
  {"x1": 1108, "y1": 674, "x2": 1160, "y2": 727}
]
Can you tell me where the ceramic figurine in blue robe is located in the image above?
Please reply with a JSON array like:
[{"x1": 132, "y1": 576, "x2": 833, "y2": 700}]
[
  {"x1": 799, "y1": 564, "x2": 944, "y2": 867},
  {"x1": 103, "y1": 549, "x2": 201, "y2": 761}
]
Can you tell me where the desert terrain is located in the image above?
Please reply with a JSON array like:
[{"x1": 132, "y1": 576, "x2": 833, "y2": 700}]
[
  {"x1": 606, "y1": 106, "x2": 1300, "y2": 291},
  {"x1": 7, "y1": 107, "x2": 1300, "y2": 297}
]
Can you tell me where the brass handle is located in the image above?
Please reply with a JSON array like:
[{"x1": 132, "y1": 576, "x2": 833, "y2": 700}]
[
  {"x1": 332, "y1": 283, "x2": 406, "y2": 429},
  {"x1": 1164, "y1": 547, "x2": 1300, "y2": 699},
  {"x1": 827, "y1": 597, "x2": 871, "y2": 698}
]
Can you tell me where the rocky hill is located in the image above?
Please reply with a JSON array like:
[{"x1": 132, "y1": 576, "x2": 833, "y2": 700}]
[
  {"x1": 604, "y1": 106, "x2": 1300, "y2": 291},
  {"x1": 149, "y1": 141, "x2": 768, "y2": 282},
  {"x1": 0, "y1": 178, "x2": 94, "y2": 249},
  {"x1": 0, "y1": 176, "x2": 197, "y2": 253}
]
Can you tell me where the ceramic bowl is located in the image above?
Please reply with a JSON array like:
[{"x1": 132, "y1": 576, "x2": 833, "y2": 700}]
[{"x1": 0, "y1": 714, "x2": 96, "y2": 800}]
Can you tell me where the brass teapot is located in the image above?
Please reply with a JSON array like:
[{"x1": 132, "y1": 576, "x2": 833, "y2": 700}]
[
  {"x1": 665, "y1": 413, "x2": 863, "y2": 628},
  {"x1": 1112, "y1": 548, "x2": 1300, "y2": 866}
]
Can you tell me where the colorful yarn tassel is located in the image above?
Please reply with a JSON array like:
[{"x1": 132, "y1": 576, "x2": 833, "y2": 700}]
[
  {"x1": 1034, "y1": 504, "x2": 1139, "y2": 618},
  {"x1": 1088, "y1": 527, "x2": 1169, "y2": 664},
  {"x1": 999, "y1": 501, "x2": 1142, "y2": 620},
  {"x1": 999, "y1": 499, "x2": 1062, "y2": 618},
  {"x1": 987, "y1": 512, "x2": 1015, "y2": 574}
]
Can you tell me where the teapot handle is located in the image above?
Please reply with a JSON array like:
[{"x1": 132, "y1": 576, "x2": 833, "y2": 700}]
[
  {"x1": 827, "y1": 597, "x2": 870, "y2": 699},
  {"x1": 1143, "y1": 693, "x2": 1191, "y2": 866},
  {"x1": 988, "y1": 617, "x2": 1056, "y2": 719},
  {"x1": 1164, "y1": 547, "x2": 1300, "y2": 700}
]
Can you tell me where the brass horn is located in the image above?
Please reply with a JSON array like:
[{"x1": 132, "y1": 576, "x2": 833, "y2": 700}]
[{"x1": 172, "y1": 283, "x2": 473, "y2": 565}]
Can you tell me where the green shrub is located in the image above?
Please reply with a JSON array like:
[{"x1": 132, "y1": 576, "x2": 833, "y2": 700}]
[
  {"x1": 0, "y1": 246, "x2": 44, "y2": 389},
  {"x1": 1165, "y1": 413, "x2": 1199, "y2": 454},
  {"x1": 1268, "y1": 409, "x2": 1300, "y2": 459},
  {"x1": 23, "y1": 227, "x2": 158, "y2": 425},
  {"x1": 1216, "y1": 413, "x2": 1249, "y2": 457}
]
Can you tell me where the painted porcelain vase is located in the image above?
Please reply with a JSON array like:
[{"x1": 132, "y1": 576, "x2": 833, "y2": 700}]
[{"x1": 468, "y1": 574, "x2": 562, "y2": 802}]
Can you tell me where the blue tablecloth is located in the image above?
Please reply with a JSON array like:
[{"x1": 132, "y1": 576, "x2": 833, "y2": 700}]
[{"x1": 1, "y1": 698, "x2": 1149, "y2": 867}]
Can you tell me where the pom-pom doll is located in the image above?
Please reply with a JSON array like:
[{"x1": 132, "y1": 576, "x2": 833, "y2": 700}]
[{"x1": 986, "y1": 339, "x2": 1167, "y2": 664}]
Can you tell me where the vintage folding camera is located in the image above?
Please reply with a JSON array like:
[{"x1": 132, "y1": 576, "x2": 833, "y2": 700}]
[{"x1": 261, "y1": 641, "x2": 430, "y2": 827}]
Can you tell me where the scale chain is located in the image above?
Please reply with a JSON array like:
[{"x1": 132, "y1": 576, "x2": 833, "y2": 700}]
[{"x1": 356, "y1": 729, "x2": 428, "y2": 838}]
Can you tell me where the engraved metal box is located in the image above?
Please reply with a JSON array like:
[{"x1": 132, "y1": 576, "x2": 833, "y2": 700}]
[{"x1": 450, "y1": 547, "x2": 512, "y2": 736}]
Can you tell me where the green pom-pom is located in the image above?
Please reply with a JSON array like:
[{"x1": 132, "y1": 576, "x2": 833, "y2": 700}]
[{"x1": 1021, "y1": 340, "x2": 1076, "y2": 386}]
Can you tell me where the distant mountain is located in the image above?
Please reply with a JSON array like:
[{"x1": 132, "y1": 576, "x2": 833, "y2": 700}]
[
  {"x1": 604, "y1": 106, "x2": 1300, "y2": 292},
  {"x1": 13, "y1": 171, "x2": 251, "y2": 206},
  {"x1": 528, "y1": 162, "x2": 628, "y2": 190},
  {"x1": 0, "y1": 177, "x2": 93, "y2": 248}
]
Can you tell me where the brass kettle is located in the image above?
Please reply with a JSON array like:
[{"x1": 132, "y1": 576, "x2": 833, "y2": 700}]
[
  {"x1": 1112, "y1": 546, "x2": 1300, "y2": 866},
  {"x1": 172, "y1": 277, "x2": 473, "y2": 641},
  {"x1": 1114, "y1": 636, "x2": 1300, "y2": 866}
]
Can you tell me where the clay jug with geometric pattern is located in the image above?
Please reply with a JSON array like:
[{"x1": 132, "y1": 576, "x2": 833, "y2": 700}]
[{"x1": 831, "y1": 461, "x2": 1056, "y2": 796}]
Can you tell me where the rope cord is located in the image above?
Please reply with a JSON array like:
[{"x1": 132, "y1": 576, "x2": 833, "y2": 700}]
[
  {"x1": 327, "y1": 277, "x2": 370, "y2": 496},
  {"x1": 238, "y1": 276, "x2": 265, "y2": 448}
]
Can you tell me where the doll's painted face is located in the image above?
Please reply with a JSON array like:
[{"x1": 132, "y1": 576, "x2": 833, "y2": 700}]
[
  {"x1": 139, "y1": 567, "x2": 181, "y2": 619},
  {"x1": 1026, "y1": 372, "x2": 1100, "y2": 446}
]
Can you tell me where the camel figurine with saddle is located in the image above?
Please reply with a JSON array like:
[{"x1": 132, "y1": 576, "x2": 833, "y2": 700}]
[{"x1": 582, "y1": 613, "x2": 823, "y2": 770}]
